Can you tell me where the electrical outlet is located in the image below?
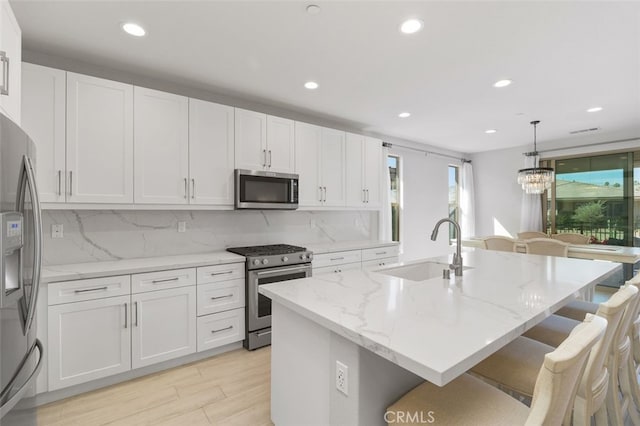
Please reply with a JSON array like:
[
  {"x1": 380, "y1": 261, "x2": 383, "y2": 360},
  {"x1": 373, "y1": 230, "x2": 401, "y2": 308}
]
[
  {"x1": 177, "y1": 221, "x2": 186, "y2": 233},
  {"x1": 336, "y1": 361, "x2": 348, "y2": 396},
  {"x1": 51, "y1": 224, "x2": 64, "y2": 239}
]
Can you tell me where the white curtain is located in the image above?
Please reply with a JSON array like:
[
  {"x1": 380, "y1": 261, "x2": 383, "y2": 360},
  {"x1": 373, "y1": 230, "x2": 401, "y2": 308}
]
[
  {"x1": 519, "y1": 155, "x2": 544, "y2": 231},
  {"x1": 460, "y1": 162, "x2": 476, "y2": 238},
  {"x1": 378, "y1": 146, "x2": 392, "y2": 241}
]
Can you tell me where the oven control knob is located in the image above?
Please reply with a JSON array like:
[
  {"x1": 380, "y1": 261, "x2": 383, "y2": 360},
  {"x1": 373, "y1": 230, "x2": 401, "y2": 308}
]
[
  {"x1": 300, "y1": 254, "x2": 308, "y2": 260},
  {"x1": 253, "y1": 259, "x2": 260, "y2": 266},
  {"x1": 307, "y1": 253, "x2": 313, "y2": 260},
  {"x1": 262, "y1": 259, "x2": 269, "y2": 265},
  {"x1": 282, "y1": 256, "x2": 288, "y2": 262}
]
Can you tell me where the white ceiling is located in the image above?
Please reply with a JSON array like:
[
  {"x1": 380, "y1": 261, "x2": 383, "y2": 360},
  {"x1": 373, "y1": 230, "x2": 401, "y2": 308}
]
[{"x1": 10, "y1": 1, "x2": 640, "y2": 153}]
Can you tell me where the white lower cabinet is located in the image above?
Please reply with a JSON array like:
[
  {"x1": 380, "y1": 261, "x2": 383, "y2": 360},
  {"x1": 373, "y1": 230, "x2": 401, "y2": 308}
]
[
  {"x1": 48, "y1": 295, "x2": 131, "y2": 391},
  {"x1": 312, "y1": 245, "x2": 400, "y2": 275},
  {"x1": 131, "y1": 286, "x2": 196, "y2": 369},
  {"x1": 197, "y1": 308, "x2": 244, "y2": 352}
]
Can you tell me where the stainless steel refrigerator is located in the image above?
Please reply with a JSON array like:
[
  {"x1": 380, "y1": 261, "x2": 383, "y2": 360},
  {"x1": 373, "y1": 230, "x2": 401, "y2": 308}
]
[{"x1": 0, "y1": 113, "x2": 43, "y2": 425}]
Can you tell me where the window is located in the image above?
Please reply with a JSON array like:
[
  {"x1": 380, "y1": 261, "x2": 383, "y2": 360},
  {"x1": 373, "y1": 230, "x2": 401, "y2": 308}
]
[
  {"x1": 388, "y1": 155, "x2": 400, "y2": 242},
  {"x1": 448, "y1": 165, "x2": 460, "y2": 241}
]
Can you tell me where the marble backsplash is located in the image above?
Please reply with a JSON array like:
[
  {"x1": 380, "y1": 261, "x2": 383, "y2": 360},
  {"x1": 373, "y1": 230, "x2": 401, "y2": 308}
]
[{"x1": 41, "y1": 209, "x2": 376, "y2": 265}]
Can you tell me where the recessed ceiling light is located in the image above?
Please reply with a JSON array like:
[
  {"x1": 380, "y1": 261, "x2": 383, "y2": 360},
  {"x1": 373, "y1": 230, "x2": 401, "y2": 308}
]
[
  {"x1": 398, "y1": 112, "x2": 411, "y2": 118},
  {"x1": 304, "y1": 81, "x2": 319, "y2": 90},
  {"x1": 493, "y1": 79, "x2": 512, "y2": 88},
  {"x1": 485, "y1": 129, "x2": 497, "y2": 134},
  {"x1": 400, "y1": 19, "x2": 423, "y2": 34},
  {"x1": 306, "y1": 4, "x2": 321, "y2": 15},
  {"x1": 587, "y1": 106, "x2": 603, "y2": 113},
  {"x1": 122, "y1": 22, "x2": 146, "y2": 37}
]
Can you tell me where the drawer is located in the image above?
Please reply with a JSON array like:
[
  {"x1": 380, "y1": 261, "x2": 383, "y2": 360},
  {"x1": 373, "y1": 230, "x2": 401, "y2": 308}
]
[
  {"x1": 312, "y1": 250, "x2": 362, "y2": 268},
  {"x1": 48, "y1": 275, "x2": 131, "y2": 305},
  {"x1": 197, "y1": 279, "x2": 245, "y2": 316},
  {"x1": 197, "y1": 263, "x2": 244, "y2": 285},
  {"x1": 362, "y1": 256, "x2": 399, "y2": 271},
  {"x1": 131, "y1": 268, "x2": 196, "y2": 294},
  {"x1": 362, "y1": 246, "x2": 400, "y2": 262},
  {"x1": 197, "y1": 308, "x2": 245, "y2": 352},
  {"x1": 313, "y1": 262, "x2": 362, "y2": 276}
]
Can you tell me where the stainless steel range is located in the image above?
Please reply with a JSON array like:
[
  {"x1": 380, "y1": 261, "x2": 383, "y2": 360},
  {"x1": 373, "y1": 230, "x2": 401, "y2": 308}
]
[{"x1": 227, "y1": 244, "x2": 312, "y2": 350}]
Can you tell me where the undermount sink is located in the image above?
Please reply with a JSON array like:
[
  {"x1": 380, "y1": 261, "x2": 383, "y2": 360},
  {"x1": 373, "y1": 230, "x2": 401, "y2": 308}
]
[{"x1": 378, "y1": 261, "x2": 472, "y2": 281}]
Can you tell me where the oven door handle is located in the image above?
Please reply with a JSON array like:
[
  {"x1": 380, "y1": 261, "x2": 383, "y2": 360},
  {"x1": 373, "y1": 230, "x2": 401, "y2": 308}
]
[{"x1": 255, "y1": 265, "x2": 311, "y2": 276}]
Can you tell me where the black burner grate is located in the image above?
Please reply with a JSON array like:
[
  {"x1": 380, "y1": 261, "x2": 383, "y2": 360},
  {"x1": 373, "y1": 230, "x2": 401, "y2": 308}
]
[{"x1": 226, "y1": 244, "x2": 307, "y2": 257}]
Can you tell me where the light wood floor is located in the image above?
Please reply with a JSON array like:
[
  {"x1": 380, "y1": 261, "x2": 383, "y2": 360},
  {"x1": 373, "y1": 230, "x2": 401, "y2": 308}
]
[{"x1": 37, "y1": 347, "x2": 273, "y2": 426}]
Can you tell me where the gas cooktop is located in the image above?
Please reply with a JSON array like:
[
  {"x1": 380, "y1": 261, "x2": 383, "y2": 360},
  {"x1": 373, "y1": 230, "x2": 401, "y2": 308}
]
[{"x1": 226, "y1": 244, "x2": 307, "y2": 257}]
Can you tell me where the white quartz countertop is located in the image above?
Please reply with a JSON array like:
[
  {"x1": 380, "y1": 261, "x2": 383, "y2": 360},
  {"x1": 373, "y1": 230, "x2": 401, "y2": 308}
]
[
  {"x1": 260, "y1": 249, "x2": 620, "y2": 386},
  {"x1": 304, "y1": 240, "x2": 399, "y2": 254},
  {"x1": 41, "y1": 251, "x2": 246, "y2": 283}
]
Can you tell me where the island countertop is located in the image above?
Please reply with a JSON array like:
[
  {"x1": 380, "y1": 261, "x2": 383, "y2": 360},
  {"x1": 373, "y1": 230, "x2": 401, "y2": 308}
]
[{"x1": 260, "y1": 249, "x2": 621, "y2": 386}]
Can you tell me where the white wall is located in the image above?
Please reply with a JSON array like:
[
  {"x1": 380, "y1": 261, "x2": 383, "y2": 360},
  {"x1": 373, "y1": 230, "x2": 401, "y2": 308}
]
[
  {"x1": 472, "y1": 137, "x2": 640, "y2": 238},
  {"x1": 392, "y1": 146, "x2": 457, "y2": 261}
]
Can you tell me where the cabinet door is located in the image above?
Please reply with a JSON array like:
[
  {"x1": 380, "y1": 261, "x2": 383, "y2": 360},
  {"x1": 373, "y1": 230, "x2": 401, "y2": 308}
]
[
  {"x1": 134, "y1": 87, "x2": 189, "y2": 204},
  {"x1": 131, "y1": 286, "x2": 196, "y2": 369},
  {"x1": 67, "y1": 73, "x2": 134, "y2": 203},
  {"x1": 266, "y1": 115, "x2": 295, "y2": 173},
  {"x1": 345, "y1": 133, "x2": 365, "y2": 207},
  {"x1": 234, "y1": 108, "x2": 267, "y2": 171},
  {"x1": 294, "y1": 122, "x2": 322, "y2": 207},
  {"x1": 188, "y1": 99, "x2": 235, "y2": 205},
  {"x1": 320, "y1": 128, "x2": 346, "y2": 207},
  {"x1": 364, "y1": 136, "x2": 382, "y2": 208},
  {"x1": 0, "y1": 1, "x2": 21, "y2": 124},
  {"x1": 48, "y1": 295, "x2": 131, "y2": 391},
  {"x1": 21, "y1": 63, "x2": 66, "y2": 203}
]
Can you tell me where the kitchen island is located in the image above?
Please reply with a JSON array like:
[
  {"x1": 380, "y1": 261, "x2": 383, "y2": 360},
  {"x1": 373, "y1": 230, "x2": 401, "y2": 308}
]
[{"x1": 260, "y1": 249, "x2": 621, "y2": 426}]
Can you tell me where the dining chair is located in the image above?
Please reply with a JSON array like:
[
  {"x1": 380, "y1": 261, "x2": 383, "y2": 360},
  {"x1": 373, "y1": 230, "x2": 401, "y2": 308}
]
[
  {"x1": 386, "y1": 315, "x2": 606, "y2": 425},
  {"x1": 524, "y1": 238, "x2": 569, "y2": 257},
  {"x1": 481, "y1": 235, "x2": 517, "y2": 252},
  {"x1": 472, "y1": 284, "x2": 636, "y2": 426},
  {"x1": 517, "y1": 231, "x2": 549, "y2": 239},
  {"x1": 551, "y1": 233, "x2": 590, "y2": 245}
]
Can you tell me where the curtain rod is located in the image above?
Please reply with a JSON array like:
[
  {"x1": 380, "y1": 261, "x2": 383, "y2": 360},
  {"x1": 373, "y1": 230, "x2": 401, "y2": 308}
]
[{"x1": 382, "y1": 141, "x2": 471, "y2": 163}]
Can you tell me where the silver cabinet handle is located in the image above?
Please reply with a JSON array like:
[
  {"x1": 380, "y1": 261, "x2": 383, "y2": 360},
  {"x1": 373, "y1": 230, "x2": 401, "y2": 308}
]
[
  {"x1": 362, "y1": 189, "x2": 366, "y2": 203},
  {"x1": 191, "y1": 178, "x2": 195, "y2": 199},
  {"x1": 330, "y1": 257, "x2": 345, "y2": 261},
  {"x1": 0, "y1": 51, "x2": 9, "y2": 96},
  {"x1": 376, "y1": 251, "x2": 387, "y2": 256},
  {"x1": 151, "y1": 277, "x2": 179, "y2": 284},
  {"x1": 57, "y1": 170, "x2": 62, "y2": 197},
  {"x1": 323, "y1": 187, "x2": 327, "y2": 202},
  {"x1": 74, "y1": 286, "x2": 108, "y2": 294},
  {"x1": 263, "y1": 149, "x2": 267, "y2": 167},
  {"x1": 211, "y1": 325, "x2": 233, "y2": 334},
  {"x1": 268, "y1": 150, "x2": 272, "y2": 168},
  {"x1": 183, "y1": 178, "x2": 188, "y2": 199},
  {"x1": 68, "y1": 171, "x2": 73, "y2": 196},
  {"x1": 134, "y1": 301, "x2": 138, "y2": 326},
  {"x1": 124, "y1": 303, "x2": 128, "y2": 329},
  {"x1": 210, "y1": 271, "x2": 233, "y2": 276},
  {"x1": 210, "y1": 294, "x2": 233, "y2": 300},
  {"x1": 366, "y1": 189, "x2": 369, "y2": 203},
  {"x1": 319, "y1": 186, "x2": 323, "y2": 202}
]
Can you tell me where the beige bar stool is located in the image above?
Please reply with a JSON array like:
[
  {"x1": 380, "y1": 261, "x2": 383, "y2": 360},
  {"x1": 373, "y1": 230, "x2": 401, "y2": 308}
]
[
  {"x1": 524, "y1": 238, "x2": 569, "y2": 257},
  {"x1": 551, "y1": 233, "x2": 590, "y2": 244},
  {"x1": 517, "y1": 231, "x2": 549, "y2": 239},
  {"x1": 527, "y1": 284, "x2": 640, "y2": 425},
  {"x1": 473, "y1": 285, "x2": 636, "y2": 425},
  {"x1": 481, "y1": 236, "x2": 517, "y2": 252},
  {"x1": 386, "y1": 316, "x2": 607, "y2": 425}
]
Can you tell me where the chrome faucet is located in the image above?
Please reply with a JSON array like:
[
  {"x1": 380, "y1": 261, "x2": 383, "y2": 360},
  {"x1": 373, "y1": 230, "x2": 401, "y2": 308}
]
[{"x1": 430, "y1": 218, "x2": 463, "y2": 276}]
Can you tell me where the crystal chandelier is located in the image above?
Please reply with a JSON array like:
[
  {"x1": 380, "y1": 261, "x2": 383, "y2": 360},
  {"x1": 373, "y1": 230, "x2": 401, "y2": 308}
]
[{"x1": 517, "y1": 120, "x2": 554, "y2": 194}]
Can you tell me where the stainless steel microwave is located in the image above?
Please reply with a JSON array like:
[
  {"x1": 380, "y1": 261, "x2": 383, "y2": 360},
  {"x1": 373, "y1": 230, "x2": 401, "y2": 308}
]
[{"x1": 235, "y1": 169, "x2": 299, "y2": 210}]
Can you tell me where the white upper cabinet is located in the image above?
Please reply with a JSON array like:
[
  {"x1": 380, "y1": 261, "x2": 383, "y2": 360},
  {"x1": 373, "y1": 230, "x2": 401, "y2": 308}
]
[
  {"x1": 188, "y1": 99, "x2": 235, "y2": 205},
  {"x1": 21, "y1": 63, "x2": 66, "y2": 203},
  {"x1": 234, "y1": 108, "x2": 267, "y2": 171},
  {"x1": 134, "y1": 87, "x2": 189, "y2": 204},
  {"x1": 0, "y1": 0, "x2": 21, "y2": 124},
  {"x1": 294, "y1": 122, "x2": 322, "y2": 207},
  {"x1": 266, "y1": 115, "x2": 295, "y2": 173},
  {"x1": 235, "y1": 108, "x2": 295, "y2": 173},
  {"x1": 345, "y1": 133, "x2": 382, "y2": 208},
  {"x1": 320, "y1": 128, "x2": 346, "y2": 207},
  {"x1": 67, "y1": 73, "x2": 134, "y2": 203}
]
